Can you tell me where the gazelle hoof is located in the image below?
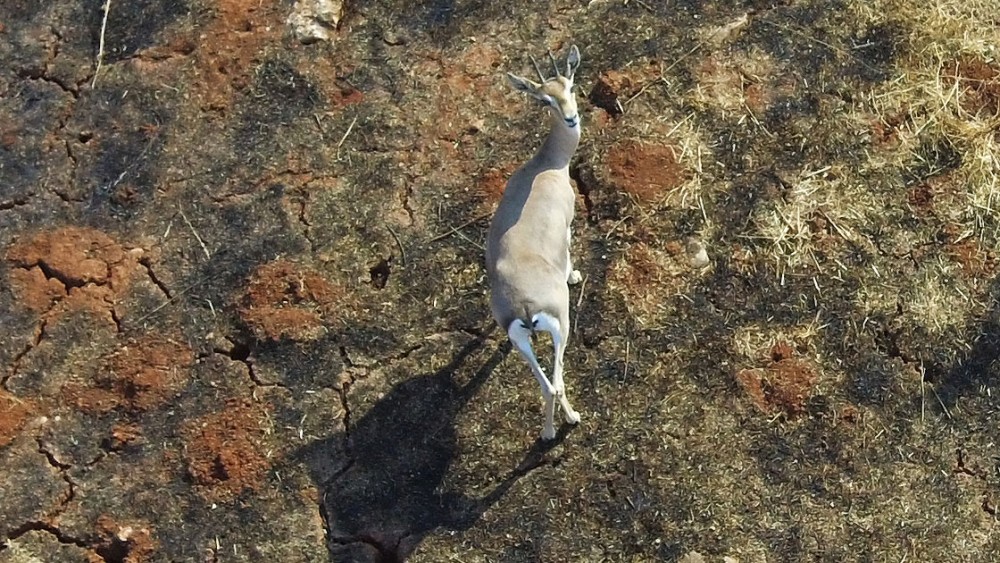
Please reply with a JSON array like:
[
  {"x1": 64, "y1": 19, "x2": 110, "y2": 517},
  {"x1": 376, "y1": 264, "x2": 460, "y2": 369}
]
[
  {"x1": 540, "y1": 426, "x2": 557, "y2": 441},
  {"x1": 565, "y1": 410, "x2": 581, "y2": 424},
  {"x1": 568, "y1": 270, "x2": 582, "y2": 284}
]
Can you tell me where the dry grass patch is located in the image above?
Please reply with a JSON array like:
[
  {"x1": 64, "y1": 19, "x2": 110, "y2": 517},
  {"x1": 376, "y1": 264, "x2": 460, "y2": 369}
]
[
  {"x1": 745, "y1": 166, "x2": 868, "y2": 279},
  {"x1": 607, "y1": 239, "x2": 709, "y2": 329},
  {"x1": 859, "y1": 0, "x2": 1000, "y2": 239}
]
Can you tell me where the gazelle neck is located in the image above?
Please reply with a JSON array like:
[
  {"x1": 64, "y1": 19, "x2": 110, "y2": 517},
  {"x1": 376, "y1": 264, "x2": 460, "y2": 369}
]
[{"x1": 534, "y1": 112, "x2": 581, "y2": 170}]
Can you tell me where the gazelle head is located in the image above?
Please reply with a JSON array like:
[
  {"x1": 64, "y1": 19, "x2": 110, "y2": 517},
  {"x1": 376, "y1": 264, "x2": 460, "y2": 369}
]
[{"x1": 507, "y1": 45, "x2": 581, "y2": 128}]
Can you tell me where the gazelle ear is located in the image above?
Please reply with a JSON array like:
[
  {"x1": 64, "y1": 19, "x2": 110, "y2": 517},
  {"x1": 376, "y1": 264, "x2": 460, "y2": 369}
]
[
  {"x1": 508, "y1": 73, "x2": 553, "y2": 105},
  {"x1": 507, "y1": 73, "x2": 541, "y2": 94},
  {"x1": 566, "y1": 45, "x2": 581, "y2": 80}
]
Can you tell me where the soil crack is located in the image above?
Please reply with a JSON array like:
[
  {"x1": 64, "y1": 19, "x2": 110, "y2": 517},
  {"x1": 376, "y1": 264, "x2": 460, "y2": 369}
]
[
  {"x1": 954, "y1": 448, "x2": 986, "y2": 480},
  {"x1": 31, "y1": 261, "x2": 87, "y2": 290},
  {"x1": 5, "y1": 520, "x2": 91, "y2": 551},
  {"x1": 109, "y1": 306, "x2": 124, "y2": 334},
  {"x1": 35, "y1": 438, "x2": 78, "y2": 524},
  {"x1": 401, "y1": 184, "x2": 416, "y2": 226},
  {"x1": 336, "y1": 347, "x2": 358, "y2": 444},
  {"x1": 138, "y1": 257, "x2": 173, "y2": 299},
  {"x1": 954, "y1": 448, "x2": 998, "y2": 517},
  {"x1": 16, "y1": 67, "x2": 80, "y2": 99},
  {"x1": 0, "y1": 197, "x2": 30, "y2": 211},
  {"x1": 569, "y1": 162, "x2": 596, "y2": 222},
  {"x1": 4, "y1": 317, "x2": 51, "y2": 390},
  {"x1": 296, "y1": 194, "x2": 315, "y2": 252},
  {"x1": 212, "y1": 344, "x2": 289, "y2": 390}
]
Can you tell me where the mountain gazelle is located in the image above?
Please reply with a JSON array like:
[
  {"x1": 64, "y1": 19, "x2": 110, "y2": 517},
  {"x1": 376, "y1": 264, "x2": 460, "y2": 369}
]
[{"x1": 485, "y1": 45, "x2": 584, "y2": 440}]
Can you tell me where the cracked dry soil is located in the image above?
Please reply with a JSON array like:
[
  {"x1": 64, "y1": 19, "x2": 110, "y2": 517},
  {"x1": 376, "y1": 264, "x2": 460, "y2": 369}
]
[{"x1": 2, "y1": 0, "x2": 1000, "y2": 561}]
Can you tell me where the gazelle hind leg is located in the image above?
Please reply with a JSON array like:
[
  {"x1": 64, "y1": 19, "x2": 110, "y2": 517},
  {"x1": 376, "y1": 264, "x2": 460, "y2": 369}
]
[
  {"x1": 543, "y1": 393, "x2": 556, "y2": 440},
  {"x1": 532, "y1": 313, "x2": 581, "y2": 425},
  {"x1": 552, "y1": 348, "x2": 580, "y2": 424},
  {"x1": 508, "y1": 319, "x2": 558, "y2": 440}
]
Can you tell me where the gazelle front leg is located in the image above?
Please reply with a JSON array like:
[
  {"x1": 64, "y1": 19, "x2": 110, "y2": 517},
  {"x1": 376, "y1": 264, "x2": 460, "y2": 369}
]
[
  {"x1": 568, "y1": 267, "x2": 582, "y2": 285},
  {"x1": 567, "y1": 227, "x2": 582, "y2": 285}
]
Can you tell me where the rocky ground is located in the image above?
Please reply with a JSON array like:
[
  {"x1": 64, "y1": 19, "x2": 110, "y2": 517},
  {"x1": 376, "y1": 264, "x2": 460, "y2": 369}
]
[{"x1": 1, "y1": 0, "x2": 999, "y2": 561}]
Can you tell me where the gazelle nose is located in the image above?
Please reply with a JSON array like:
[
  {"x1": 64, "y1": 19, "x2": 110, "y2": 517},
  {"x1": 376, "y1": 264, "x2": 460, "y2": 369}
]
[{"x1": 564, "y1": 115, "x2": 580, "y2": 127}]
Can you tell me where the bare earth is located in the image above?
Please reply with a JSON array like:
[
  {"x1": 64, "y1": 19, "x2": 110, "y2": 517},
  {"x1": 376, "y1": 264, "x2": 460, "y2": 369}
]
[{"x1": 1, "y1": 0, "x2": 999, "y2": 561}]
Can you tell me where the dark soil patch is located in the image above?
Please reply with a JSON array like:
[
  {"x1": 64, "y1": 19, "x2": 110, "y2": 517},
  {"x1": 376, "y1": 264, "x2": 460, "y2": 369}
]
[
  {"x1": 93, "y1": 514, "x2": 158, "y2": 563},
  {"x1": 850, "y1": 22, "x2": 902, "y2": 82},
  {"x1": 92, "y1": 0, "x2": 190, "y2": 64}
]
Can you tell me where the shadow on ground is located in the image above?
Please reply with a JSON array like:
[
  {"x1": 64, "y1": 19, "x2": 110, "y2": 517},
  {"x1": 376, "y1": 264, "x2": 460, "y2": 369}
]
[
  {"x1": 296, "y1": 338, "x2": 570, "y2": 562},
  {"x1": 937, "y1": 276, "x2": 1000, "y2": 407}
]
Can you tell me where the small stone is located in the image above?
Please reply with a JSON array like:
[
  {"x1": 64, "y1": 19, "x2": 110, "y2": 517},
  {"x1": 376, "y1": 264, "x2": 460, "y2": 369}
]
[
  {"x1": 287, "y1": 0, "x2": 344, "y2": 44},
  {"x1": 678, "y1": 552, "x2": 707, "y2": 563},
  {"x1": 382, "y1": 29, "x2": 409, "y2": 46},
  {"x1": 685, "y1": 237, "x2": 710, "y2": 269}
]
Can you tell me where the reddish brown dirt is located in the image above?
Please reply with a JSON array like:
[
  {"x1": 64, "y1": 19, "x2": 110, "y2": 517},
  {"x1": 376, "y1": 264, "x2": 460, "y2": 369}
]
[
  {"x1": 438, "y1": 47, "x2": 499, "y2": 142},
  {"x1": 906, "y1": 172, "x2": 966, "y2": 222},
  {"x1": 109, "y1": 422, "x2": 145, "y2": 450},
  {"x1": 61, "y1": 385, "x2": 122, "y2": 416},
  {"x1": 403, "y1": 43, "x2": 504, "y2": 192},
  {"x1": 181, "y1": 398, "x2": 272, "y2": 502},
  {"x1": 606, "y1": 141, "x2": 688, "y2": 204},
  {"x1": 908, "y1": 182, "x2": 936, "y2": 214},
  {"x1": 692, "y1": 57, "x2": 745, "y2": 111},
  {"x1": 6, "y1": 266, "x2": 65, "y2": 312},
  {"x1": 62, "y1": 337, "x2": 195, "y2": 415},
  {"x1": 743, "y1": 74, "x2": 799, "y2": 118},
  {"x1": 743, "y1": 82, "x2": 767, "y2": 116},
  {"x1": 238, "y1": 260, "x2": 344, "y2": 341},
  {"x1": 871, "y1": 106, "x2": 910, "y2": 148},
  {"x1": 6, "y1": 227, "x2": 130, "y2": 288},
  {"x1": 587, "y1": 62, "x2": 663, "y2": 125},
  {"x1": 608, "y1": 241, "x2": 691, "y2": 326},
  {"x1": 185, "y1": 0, "x2": 284, "y2": 113},
  {"x1": 618, "y1": 243, "x2": 663, "y2": 287},
  {"x1": 0, "y1": 391, "x2": 35, "y2": 447},
  {"x1": 5, "y1": 227, "x2": 143, "y2": 328},
  {"x1": 941, "y1": 224, "x2": 999, "y2": 277},
  {"x1": 839, "y1": 404, "x2": 861, "y2": 425},
  {"x1": 736, "y1": 342, "x2": 818, "y2": 417},
  {"x1": 477, "y1": 164, "x2": 517, "y2": 209},
  {"x1": 946, "y1": 56, "x2": 1000, "y2": 117},
  {"x1": 588, "y1": 70, "x2": 636, "y2": 118}
]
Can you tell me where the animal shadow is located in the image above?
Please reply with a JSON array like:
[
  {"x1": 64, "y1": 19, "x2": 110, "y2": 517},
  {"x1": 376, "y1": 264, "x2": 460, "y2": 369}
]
[{"x1": 296, "y1": 337, "x2": 566, "y2": 562}]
